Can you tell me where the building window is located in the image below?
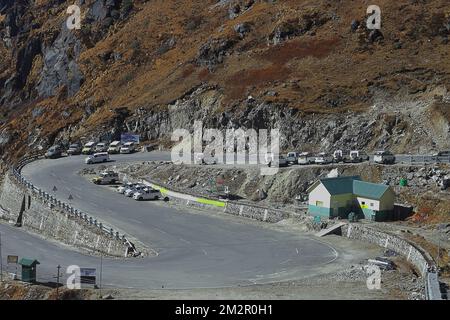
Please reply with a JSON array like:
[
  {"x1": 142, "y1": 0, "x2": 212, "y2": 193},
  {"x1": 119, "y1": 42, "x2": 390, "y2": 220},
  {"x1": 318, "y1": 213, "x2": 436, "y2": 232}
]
[
  {"x1": 370, "y1": 203, "x2": 374, "y2": 207},
  {"x1": 316, "y1": 201, "x2": 324, "y2": 207},
  {"x1": 362, "y1": 201, "x2": 366, "y2": 205}
]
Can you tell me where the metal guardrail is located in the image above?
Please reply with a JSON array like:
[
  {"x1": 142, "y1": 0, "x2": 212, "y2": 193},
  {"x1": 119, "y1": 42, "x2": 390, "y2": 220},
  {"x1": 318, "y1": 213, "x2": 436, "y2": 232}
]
[
  {"x1": 10, "y1": 153, "x2": 140, "y2": 257},
  {"x1": 395, "y1": 155, "x2": 450, "y2": 165}
]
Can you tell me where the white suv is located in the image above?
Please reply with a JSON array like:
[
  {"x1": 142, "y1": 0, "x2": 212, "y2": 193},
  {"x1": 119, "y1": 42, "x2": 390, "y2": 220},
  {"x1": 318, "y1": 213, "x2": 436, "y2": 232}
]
[
  {"x1": 85, "y1": 152, "x2": 109, "y2": 164},
  {"x1": 133, "y1": 189, "x2": 162, "y2": 201}
]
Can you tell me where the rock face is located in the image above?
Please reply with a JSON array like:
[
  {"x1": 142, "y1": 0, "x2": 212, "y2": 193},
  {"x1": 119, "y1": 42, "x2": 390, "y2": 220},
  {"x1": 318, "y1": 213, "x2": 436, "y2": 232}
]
[
  {"x1": 0, "y1": 1, "x2": 449, "y2": 161},
  {"x1": 37, "y1": 24, "x2": 84, "y2": 98}
]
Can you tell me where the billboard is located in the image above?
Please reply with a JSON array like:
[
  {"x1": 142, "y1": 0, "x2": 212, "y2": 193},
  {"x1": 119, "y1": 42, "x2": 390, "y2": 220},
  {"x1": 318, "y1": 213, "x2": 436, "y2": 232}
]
[
  {"x1": 7, "y1": 255, "x2": 18, "y2": 264},
  {"x1": 80, "y1": 268, "x2": 96, "y2": 285},
  {"x1": 121, "y1": 133, "x2": 140, "y2": 144}
]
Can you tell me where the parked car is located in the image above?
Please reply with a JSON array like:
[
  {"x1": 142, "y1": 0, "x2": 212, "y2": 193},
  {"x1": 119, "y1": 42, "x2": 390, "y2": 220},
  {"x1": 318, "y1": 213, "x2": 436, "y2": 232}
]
[
  {"x1": 117, "y1": 182, "x2": 136, "y2": 194},
  {"x1": 108, "y1": 141, "x2": 122, "y2": 154},
  {"x1": 286, "y1": 152, "x2": 300, "y2": 164},
  {"x1": 374, "y1": 150, "x2": 395, "y2": 164},
  {"x1": 92, "y1": 171, "x2": 119, "y2": 185},
  {"x1": 124, "y1": 184, "x2": 149, "y2": 197},
  {"x1": 67, "y1": 143, "x2": 82, "y2": 155},
  {"x1": 133, "y1": 188, "x2": 162, "y2": 201},
  {"x1": 120, "y1": 142, "x2": 136, "y2": 154},
  {"x1": 45, "y1": 145, "x2": 62, "y2": 159},
  {"x1": 345, "y1": 150, "x2": 370, "y2": 163},
  {"x1": 267, "y1": 155, "x2": 288, "y2": 167},
  {"x1": 298, "y1": 152, "x2": 315, "y2": 165},
  {"x1": 85, "y1": 152, "x2": 110, "y2": 164},
  {"x1": 82, "y1": 141, "x2": 96, "y2": 155},
  {"x1": 95, "y1": 142, "x2": 108, "y2": 152},
  {"x1": 315, "y1": 152, "x2": 333, "y2": 165}
]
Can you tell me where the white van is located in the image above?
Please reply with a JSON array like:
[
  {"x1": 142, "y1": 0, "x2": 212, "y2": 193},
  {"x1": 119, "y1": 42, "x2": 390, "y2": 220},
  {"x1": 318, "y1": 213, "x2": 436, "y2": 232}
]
[
  {"x1": 85, "y1": 152, "x2": 110, "y2": 164},
  {"x1": 108, "y1": 141, "x2": 122, "y2": 154},
  {"x1": 298, "y1": 152, "x2": 315, "y2": 165},
  {"x1": 120, "y1": 142, "x2": 136, "y2": 154},
  {"x1": 82, "y1": 141, "x2": 96, "y2": 155}
]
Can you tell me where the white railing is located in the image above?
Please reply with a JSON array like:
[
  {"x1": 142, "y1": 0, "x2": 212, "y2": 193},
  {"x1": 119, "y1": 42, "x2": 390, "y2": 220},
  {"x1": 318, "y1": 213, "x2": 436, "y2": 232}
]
[{"x1": 10, "y1": 153, "x2": 140, "y2": 257}]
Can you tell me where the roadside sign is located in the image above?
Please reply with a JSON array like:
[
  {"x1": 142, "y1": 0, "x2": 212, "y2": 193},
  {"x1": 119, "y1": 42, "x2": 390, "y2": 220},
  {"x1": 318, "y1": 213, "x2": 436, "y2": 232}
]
[
  {"x1": 80, "y1": 268, "x2": 96, "y2": 285},
  {"x1": 7, "y1": 255, "x2": 18, "y2": 264},
  {"x1": 121, "y1": 133, "x2": 140, "y2": 144}
]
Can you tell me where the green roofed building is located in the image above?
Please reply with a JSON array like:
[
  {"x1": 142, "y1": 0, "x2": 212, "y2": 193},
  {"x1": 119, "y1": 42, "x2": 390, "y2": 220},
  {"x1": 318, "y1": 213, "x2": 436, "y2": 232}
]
[{"x1": 306, "y1": 176, "x2": 395, "y2": 221}]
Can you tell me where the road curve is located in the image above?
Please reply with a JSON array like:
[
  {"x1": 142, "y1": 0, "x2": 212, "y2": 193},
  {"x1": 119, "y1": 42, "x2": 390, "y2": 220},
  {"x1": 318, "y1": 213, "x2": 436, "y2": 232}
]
[{"x1": 1, "y1": 152, "x2": 339, "y2": 289}]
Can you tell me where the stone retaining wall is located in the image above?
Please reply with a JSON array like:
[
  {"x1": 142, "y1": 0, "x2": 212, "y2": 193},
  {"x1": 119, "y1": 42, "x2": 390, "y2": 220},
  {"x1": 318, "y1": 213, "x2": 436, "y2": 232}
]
[
  {"x1": 0, "y1": 174, "x2": 128, "y2": 257},
  {"x1": 341, "y1": 223, "x2": 442, "y2": 300}
]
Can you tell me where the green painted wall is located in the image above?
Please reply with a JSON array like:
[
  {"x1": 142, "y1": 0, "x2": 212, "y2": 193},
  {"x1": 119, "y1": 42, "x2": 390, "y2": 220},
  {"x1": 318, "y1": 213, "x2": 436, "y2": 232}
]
[{"x1": 308, "y1": 205, "x2": 332, "y2": 217}]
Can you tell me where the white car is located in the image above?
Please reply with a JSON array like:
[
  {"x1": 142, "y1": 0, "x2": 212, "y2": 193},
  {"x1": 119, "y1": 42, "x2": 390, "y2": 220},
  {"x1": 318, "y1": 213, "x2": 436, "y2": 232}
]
[
  {"x1": 315, "y1": 153, "x2": 333, "y2": 165},
  {"x1": 85, "y1": 152, "x2": 110, "y2": 164},
  {"x1": 298, "y1": 152, "x2": 315, "y2": 165},
  {"x1": 133, "y1": 188, "x2": 162, "y2": 201},
  {"x1": 374, "y1": 150, "x2": 395, "y2": 164},
  {"x1": 117, "y1": 183, "x2": 136, "y2": 194},
  {"x1": 120, "y1": 142, "x2": 136, "y2": 154},
  {"x1": 124, "y1": 184, "x2": 149, "y2": 197},
  {"x1": 108, "y1": 141, "x2": 122, "y2": 154},
  {"x1": 286, "y1": 152, "x2": 300, "y2": 164}
]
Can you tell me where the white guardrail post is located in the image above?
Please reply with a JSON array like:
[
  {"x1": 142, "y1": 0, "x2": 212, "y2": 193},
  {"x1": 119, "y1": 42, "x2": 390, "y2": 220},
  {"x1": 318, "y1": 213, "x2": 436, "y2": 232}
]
[{"x1": 10, "y1": 153, "x2": 140, "y2": 257}]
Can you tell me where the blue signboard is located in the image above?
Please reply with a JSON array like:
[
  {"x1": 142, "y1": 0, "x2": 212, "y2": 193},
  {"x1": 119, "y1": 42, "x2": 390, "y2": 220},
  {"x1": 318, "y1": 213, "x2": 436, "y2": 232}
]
[{"x1": 121, "y1": 133, "x2": 140, "y2": 144}]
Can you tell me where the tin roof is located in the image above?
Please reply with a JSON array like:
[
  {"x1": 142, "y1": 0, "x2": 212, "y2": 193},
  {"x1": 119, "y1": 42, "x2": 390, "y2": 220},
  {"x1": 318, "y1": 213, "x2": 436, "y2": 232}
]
[
  {"x1": 310, "y1": 176, "x2": 391, "y2": 200},
  {"x1": 18, "y1": 258, "x2": 40, "y2": 267}
]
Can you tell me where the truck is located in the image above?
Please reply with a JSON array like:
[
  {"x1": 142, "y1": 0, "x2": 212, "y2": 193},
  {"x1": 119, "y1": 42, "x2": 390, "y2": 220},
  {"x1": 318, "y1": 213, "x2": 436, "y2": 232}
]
[
  {"x1": 286, "y1": 152, "x2": 300, "y2": 164},
  {"x1": 374, "y1": 150, "x2": 395, "y2": 164},
  {"x1": 92, "y1": 171, "x2": 119, "y2": 185}
]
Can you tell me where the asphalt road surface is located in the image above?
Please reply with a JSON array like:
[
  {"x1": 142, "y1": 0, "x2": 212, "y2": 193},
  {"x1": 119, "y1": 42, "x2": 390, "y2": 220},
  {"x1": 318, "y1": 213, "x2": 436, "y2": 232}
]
[{"x1": 0, "y1": 152, "x2": 339, "y2": 289}]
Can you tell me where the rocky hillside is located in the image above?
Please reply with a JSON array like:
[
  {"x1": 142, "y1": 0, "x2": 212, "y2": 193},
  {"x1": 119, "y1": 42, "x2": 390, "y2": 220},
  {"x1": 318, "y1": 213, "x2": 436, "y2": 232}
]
[{"x1": 1, "y1": 0, "x2": 450, "y2": 163}]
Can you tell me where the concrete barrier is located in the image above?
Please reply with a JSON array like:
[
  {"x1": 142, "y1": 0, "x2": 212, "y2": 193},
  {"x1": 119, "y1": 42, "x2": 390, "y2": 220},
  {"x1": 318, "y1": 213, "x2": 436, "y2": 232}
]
[{"x1": 143, "y1": 179, "x2": 291, "y2": 223}]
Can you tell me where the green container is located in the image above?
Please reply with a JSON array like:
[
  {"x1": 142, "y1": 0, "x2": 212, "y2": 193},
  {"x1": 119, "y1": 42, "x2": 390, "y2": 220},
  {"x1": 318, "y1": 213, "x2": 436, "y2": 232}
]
[{"x1": 400, "y1": 178, "x2": 408, "y2": 187}]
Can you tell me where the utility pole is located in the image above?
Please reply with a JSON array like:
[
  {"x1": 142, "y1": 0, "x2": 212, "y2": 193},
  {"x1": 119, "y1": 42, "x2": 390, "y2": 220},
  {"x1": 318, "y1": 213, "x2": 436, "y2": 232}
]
[
  {"x1": 99, "y1": 252, "x2": 103, "y2": 297},
  {"x1": 56, "y1": 265, "x2": 61, "y2": 300},
  {"x1": 0, "y1": 232, "x2": 3, "y2": 282}
]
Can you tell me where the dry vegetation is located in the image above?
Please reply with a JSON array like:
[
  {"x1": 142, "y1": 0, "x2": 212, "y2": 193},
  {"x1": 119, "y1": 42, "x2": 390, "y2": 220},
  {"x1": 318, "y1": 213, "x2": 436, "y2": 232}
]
[{"x1": 0, "y1": 0, "x2": 450, "y2": 161}]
